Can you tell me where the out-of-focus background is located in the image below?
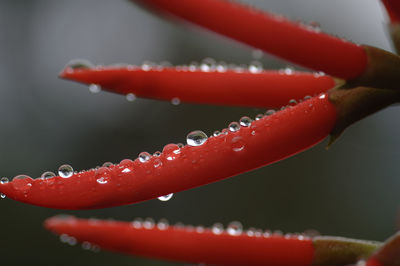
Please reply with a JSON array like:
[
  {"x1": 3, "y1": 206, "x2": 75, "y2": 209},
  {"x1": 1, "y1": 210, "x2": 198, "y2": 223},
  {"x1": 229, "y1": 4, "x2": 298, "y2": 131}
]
[{"x1": 0, "y1": 0, "x2": 399, "y2": 265}]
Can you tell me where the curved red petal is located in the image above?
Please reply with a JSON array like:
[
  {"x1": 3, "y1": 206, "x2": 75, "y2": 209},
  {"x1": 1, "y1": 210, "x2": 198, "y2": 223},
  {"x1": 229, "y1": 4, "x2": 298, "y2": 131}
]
[
  {"x1": 381, "y1": 0, "x2": 400, "y2": 24},
  {"x1": 60, "y1": 66, "x2": 336, "y2": 108},
  {"x1": 0, "y1": 95, "x2": 337, "y2": 209},
  {"x1": 133, "y1": 0, "x2": 367, "y2": 80},
  {"x1": 44, "y1": 216, "x2": 315, "y2": 266}
]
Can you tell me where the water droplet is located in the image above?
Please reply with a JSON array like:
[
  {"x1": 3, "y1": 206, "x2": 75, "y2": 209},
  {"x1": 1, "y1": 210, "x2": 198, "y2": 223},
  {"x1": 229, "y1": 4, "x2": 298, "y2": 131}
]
[
  {"x1": 288, "y1": 99, "x2": 297, "y2": 106},
  {"x1": 157, "y1": 219, "x2": 169, "y2": 230},
  {"x1": 102, "y1": 162, "x2": 113, "y2": 168},
  {"x1": 153, "y1": 159, "x2": 162, "y2": 168},
  {"x1": 177, "y1": 143, "x2": 184, "y2": 148},
  {"x1": 216, "y1": 61, "x2": 227, "y2": 72},
  {"x1": 263, "y1": 230, "x2": 271, "y2": 237},
  {"x1": 41, "y1": 171, "x2": 56, "y2": 179},
  {"x1": 88, "y1": 84, "x2": 101, "y2": 94},
  {"x1": 171, "y1": 97, "x2": 180, "y2": 105},
  {"x1": 163, "y1": 144, "x2": 181, "y2": 161},
  {"x1": 126, "y1": 93, "x2": 136, "y2": 102},
  {"x1": 65, "y1": 59, "x2": 94, "y2": 70},
  {"x1": 211, "y1": 223, "x2": 224, "y2": 235},
  {"x1": 255, "y1": 114, "x2": 264, "y2": 120},
  {"x1": 0, "y1": 177, "x2": 9, "y2": 184},
  {"x1": 308, "y1": 21, "x2": 321, "y2": 32},
  {"x1": 143, "y1": 218, "x2": 155, "y2": 229},
  {"x1": 82, "y1": 241, "x2": 92, "y2": 250},
  {"x1": 186, "y1": 130, "x2": 208, "y2": 146},
  {"x1": 248, "y1": 61, "x2": 263, "y2": 73},
  {"x1": 227, "y1": 221, "x2": 243, "y2": 236},
  {"x1": 200, "y1": 58, "x2": 216, "y2": 72},
  {"x1": 319, "y1": 93, "x2": 326, "y2": 99},
  {"x1": 189, "y1": 61, "x2": 199, "y2": 72},
  {"x1": 58, "y1": 164, "x2": 74, "y2": 178},
  {"x1": 0, "y1": 193, "x2": 5, "y2": 199},
  {"x1": 131, "y1": 218, "x2": 143, "y2": 229},
  {"x1": 141, "y1": 61, "x2": 153, "y2": 71},
  {"x1": 303, "y1": 95, "x2": 312, "y2": 100},
  {"x1": 196, "y1": 226, "x2": 205, "y2": 233},
  {"x1": 282, "y1": 67, "x2": 294, "y2": 75},
  {"x1": 138, "y1": 152, "x2": 151, "y2": 163},
  {"x1": 246, "y1": 227, "x2": 256, "y2": 237},
  {"x1": 95, "y1": 167, "x2": 111, "y2": 184},
  {"x1": 228, "y1": 122, "x2": 240, "y2": 132},
  {"x1": 265, "y1": 110, "x2": 275, "y2": 116},
  {"x1": 231, "y1": 136, "x2": 245, "y2": 152},
  {"x1": 158, "y1": 193, "x2": 173, "y2": 201},
  {"x1": 153, "y1": 151, "x2": 161, "y2": 157},
  {"x1": 213, "y1": 131, "x2": 221, "y2": 137},
  {"x1": 239, "y1": 116, "x2": 252, "y2": 127},
  {"x1": 12, "y1": 175, "x2": 33, "y2": 192}
]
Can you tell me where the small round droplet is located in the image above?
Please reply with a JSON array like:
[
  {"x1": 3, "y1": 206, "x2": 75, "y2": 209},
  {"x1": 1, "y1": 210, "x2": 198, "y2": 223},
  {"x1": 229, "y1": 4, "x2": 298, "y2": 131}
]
[
  {"x1": 153, "y1": 158, "x2": 162, "y2": 168},
  {"x1": 153, "y1": 151, "x2": 161, "y2": 157},
  {"x1": 41, "y1": 171, "x2": 56, "y2": 179},
  {"x1": 227, "y1": 221, "x2": 243, "y2": 236},
  {"x1": 89, "y1": 84, "x2": 101, "y2": 94},
  {"x1": 177, "y1": 143, "x2": 184, "y2": 148},
  {"x1": 288, "y1": 99, "x2": 297, "y2": 106},
  {"x1": 95, "y1": 167, "x2": 111, "y2": 184},
  {"x1": 131, "y1": 218, "x2": 143, "y2": 229},
  {"x1": 265, "y1": 110, "x2": 275, "y2": 116},
  {"x1": 186, "y1": 130, "x2": 208, "y2": 146},
  {"x1": 213, "y1": 130, "x2": 221, "y2": 137},
  {"x1": 163, "y1": 144, "x2": 181, "y2": 161},
  {"x1": 255, "y1": 114, "x2": 264, "y2": 120},
  {"x1": 65, "y1": 59, "x2": 94, "y2": 70},
  {"x1": 158, "y1": 193, "x2": 173, "y2": 201},
  {"x1": 228, "y1": 122, "x2": 240, "y2": 132},
  {"x1": 82, "y1": 241, "x2": 92, "y2": 250},
  {"x1": 231, "y1": 136, "x2": 245, "y2": 152},
  {"x1": 102, "y1": 162, "x2": 113, "y2": 168},
  {"x1": 157, "y1": 219, "x2": 169, "y2": 230},
  {"x1": 58, "y1": 164, "x2": 74, "y2": 178},
  {"x1": 303, "y1": 95, "x2": 312, "y2": 100},
  {"x1": 216, "y1": 61, "x2": 227, "y2": 72},
  {"x1": 171, "y1": 97, "x2": 180, "y2": 105},
  {"x1": 239, "y1": 116, "x2": 252, "y2": 127},
  {"x1": 12, "y1": 175, "x2": 33, "y2": 192},
  {"x1": 248, "y1": 61, "x2": 263, "y2": 73},
  {"x1": 196, "y1": 226, "x2": 205, "y2": 233},
  {"x1": 0, "y1": 177, "x2": 9, "y2": 184},
  {"x1": 138, "y1": 152, "x2": 151, "y2": 163},
  {"x1": 211, "y1": 223, "x2": 224, "y2": 235},
  {"x1": 200, "y1": 58, "x2": 216, "y2": 72},
  {"x1": 126, "y1": 93, "x2": 136, "y2": 102},
  {"x1": 141, "y1": 61, "x2": 153, "y2": 71},
  {"x1": 143, "y1": 218, "x2": 155, "y2": 229},
  {"x1": 0, "y1": 193, "x2": 6, "y2": 199}
]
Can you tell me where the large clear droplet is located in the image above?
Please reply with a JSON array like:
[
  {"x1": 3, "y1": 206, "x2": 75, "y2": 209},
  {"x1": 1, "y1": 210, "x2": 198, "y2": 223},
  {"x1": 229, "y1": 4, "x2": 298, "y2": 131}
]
[
  {"x1": 163, "y1": 144, "x2": 181, "y2": 161},
  {"x1": 89, "y1": 84, "x2": 101, "y2": 94},
  {"x1": 0, "y1": 193, "x2": 5, "y2": 199},
  {"x1": 239, "y1": 116, "x2": 252, "y2": 127},
  {"x1": 158, "y1": 193, "x2": 173, "y2": 201},
  {"x1": 0, "y1": 177, "x2": 9, "y2": 184},
  {"x1": 227, "y1": 221, "x2": 243, "y2": 236},
  {"x1": 186, "y1": 130, "x2": 208, "y2": 146},
  {"x1": 228, "y1": 122, "x2": 240, "y2": 132},
  {"x1": 126, "y1": 93, "x2": 136, "y2": 102},
  {"x1": 58, "y1": 164, "x2": 74, "y2": 178},
  {"x1": 138, "y1": 152, "x2": 151, "y2": 163},
  {"x1": 41, "y1": 171, "x2": 56, "y2": 179},
  {"x1": 11, "y1": 175, "x2": 32, "y2": 192},
  {"x1": 211, "y1": 223, "x2": 224, "y2": 235}
]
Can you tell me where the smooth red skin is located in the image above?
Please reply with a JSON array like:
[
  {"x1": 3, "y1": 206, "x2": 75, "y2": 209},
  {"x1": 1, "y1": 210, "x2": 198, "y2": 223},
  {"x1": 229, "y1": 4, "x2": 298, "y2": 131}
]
[
  {"x1": 0, "y1": 95, "x2": 337, "y2": 209},
  {"x1": 366, "y1": 258, "x2": 383, "y2": 266},
  {"x1": 133, "y1": 0, "x2": 367, "y2": 80},
  {"x1": 381, "y1": 0, "x2": 400, "y2": 24},
  {"x1": 60, "y1": 67, "x2": 336, "y2": 108},
  {"x1": 44, "y1": 216, "x2": 315, "y2": 266}
]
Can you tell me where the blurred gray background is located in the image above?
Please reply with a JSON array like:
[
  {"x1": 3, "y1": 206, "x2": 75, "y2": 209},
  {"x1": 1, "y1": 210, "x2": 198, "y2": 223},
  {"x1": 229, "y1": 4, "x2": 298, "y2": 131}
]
[{"x1": 0, "y1": 0, "x2": 399, "y2": 265}]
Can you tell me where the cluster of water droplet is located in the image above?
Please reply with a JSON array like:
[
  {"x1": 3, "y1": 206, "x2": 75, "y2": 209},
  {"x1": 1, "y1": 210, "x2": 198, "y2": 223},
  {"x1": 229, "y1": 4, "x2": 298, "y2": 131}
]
[
  {"x1": 59, "y1": 233, "x2": 100, "y2": 252},
  {"x1": 128, "y1": 218, "x2": 314, "y2": 240}
]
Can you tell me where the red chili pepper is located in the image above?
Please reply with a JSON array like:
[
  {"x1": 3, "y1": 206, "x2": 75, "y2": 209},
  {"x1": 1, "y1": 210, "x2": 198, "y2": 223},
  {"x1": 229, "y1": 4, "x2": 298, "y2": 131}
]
[
  {"x1": 133, "y1": 0, "x2": 368, "y2": 79},
  {"x1": 60, "y1": 66, "x2": 336, "y2": 108},
  {"x1": 0, "y1": 95, "x2": 336, "y2": 209}
]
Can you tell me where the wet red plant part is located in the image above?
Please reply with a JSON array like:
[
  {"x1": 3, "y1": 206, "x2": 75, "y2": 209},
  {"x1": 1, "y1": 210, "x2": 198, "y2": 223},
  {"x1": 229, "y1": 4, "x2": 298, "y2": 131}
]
[{"x1": 2, "y1": 0, "x2": 400, "y2": 265}]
